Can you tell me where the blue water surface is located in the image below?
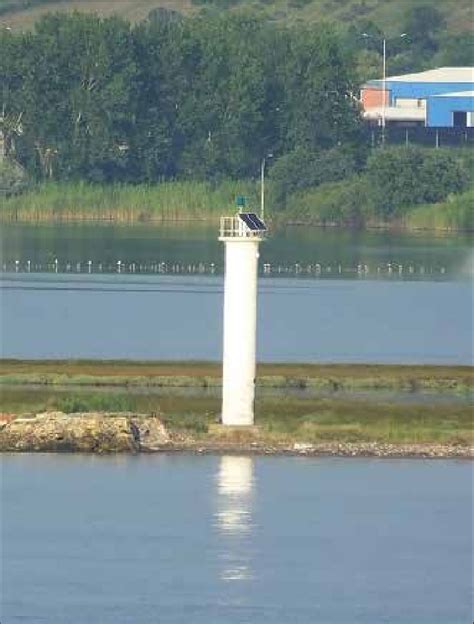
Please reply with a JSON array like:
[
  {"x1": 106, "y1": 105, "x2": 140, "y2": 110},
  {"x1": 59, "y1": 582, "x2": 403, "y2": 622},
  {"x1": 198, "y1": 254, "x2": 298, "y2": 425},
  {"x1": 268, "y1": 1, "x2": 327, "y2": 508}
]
[
  {"x1": 2, "y1": 454, "x2": 472, "y2": 624},
  {"x1": 1, "y1": 274, "x2": 472, "y2": 364}
]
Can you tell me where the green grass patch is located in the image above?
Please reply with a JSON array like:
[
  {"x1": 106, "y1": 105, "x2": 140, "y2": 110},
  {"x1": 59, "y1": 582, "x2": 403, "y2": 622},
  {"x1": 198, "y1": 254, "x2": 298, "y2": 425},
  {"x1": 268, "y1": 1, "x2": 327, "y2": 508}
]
[
  {"x1": 255, "y1": 396, "x2": 473, "y2": 445},
  {"x1": 1, "y1": 385, "x2": 472, "y2": 445}
]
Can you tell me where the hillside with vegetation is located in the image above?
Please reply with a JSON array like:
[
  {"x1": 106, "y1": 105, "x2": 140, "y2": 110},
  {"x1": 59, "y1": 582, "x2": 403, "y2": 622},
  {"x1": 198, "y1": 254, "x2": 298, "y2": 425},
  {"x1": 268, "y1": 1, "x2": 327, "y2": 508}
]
[
  {"x1": 1, "y1": 0, "x2": 472, "y2": 35},
  {"x1": 1, "y1": 5, "x2": 473, "y2": 230}
]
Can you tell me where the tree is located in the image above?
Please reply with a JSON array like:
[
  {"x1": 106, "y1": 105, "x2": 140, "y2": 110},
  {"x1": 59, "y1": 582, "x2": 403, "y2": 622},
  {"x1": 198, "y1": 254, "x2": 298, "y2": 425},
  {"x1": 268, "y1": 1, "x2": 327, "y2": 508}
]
[
  {"x1": 402, "y1": 5, "x2": 445, "y2": 57},
  {"x1": 9, "y1": 13, "x2": 138, "y2": 181},
  {"x1": 435, "y1": 32, "x2": 474, "y2": 66},
  {"x1": 278, "y1": 25, "x2": 361, "y2": 153},
  {"x1": 0, "y1": 10, "x2": 373, "y2": 185},
  {"x1": 175, "y1": 13, "x2": 269, "y2": 178}
]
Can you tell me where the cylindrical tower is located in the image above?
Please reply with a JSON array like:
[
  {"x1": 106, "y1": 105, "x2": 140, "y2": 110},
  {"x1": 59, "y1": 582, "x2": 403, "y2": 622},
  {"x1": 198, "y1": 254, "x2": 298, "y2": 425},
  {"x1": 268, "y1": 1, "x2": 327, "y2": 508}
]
[{"x1": 219, "y1": 212, "x2": 266, "y2": 426}]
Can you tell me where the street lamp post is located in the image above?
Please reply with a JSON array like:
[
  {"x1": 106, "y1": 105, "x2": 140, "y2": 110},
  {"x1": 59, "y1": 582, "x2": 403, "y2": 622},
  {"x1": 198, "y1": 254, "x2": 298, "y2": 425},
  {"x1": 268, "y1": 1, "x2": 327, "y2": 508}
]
[
  {"x1": 362, "y1": 33, "x2": 407, "y2": 146},
  {"x1": 382, "y1": 37, "x2": 386, "y2": 144},
  {"x1": 260, "y1": 153, "x2": 272, "y2": 221}
]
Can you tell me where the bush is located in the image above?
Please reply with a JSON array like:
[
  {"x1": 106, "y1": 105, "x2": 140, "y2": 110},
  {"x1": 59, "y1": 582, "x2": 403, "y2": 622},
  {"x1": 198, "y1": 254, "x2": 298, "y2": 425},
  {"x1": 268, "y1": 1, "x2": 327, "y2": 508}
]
[
  {"x1": 286, "y1": 175, "x2": 369, "y2": 226},
  {"x1": 366, "y1": 146, "x2": 468, "y2": 219},
  {"x1": 269, "y1": 145, "x2": 360, "y2": 208}
]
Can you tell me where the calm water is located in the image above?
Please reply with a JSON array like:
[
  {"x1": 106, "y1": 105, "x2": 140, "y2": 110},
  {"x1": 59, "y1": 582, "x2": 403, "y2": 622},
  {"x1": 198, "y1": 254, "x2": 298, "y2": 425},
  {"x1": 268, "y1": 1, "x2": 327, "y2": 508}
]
[
  {"x1": 1, "y1": 222, "x2": 473, "y2": 278},
  {"x1": 0, "y1": 223, "x2": 472, "y2": 364},
  {"x1": 2, "y1": 454, "x2": 472, "y2": 624},
  {"x1": 1, "y1": 273, "x2": 472, "y2": 363}
]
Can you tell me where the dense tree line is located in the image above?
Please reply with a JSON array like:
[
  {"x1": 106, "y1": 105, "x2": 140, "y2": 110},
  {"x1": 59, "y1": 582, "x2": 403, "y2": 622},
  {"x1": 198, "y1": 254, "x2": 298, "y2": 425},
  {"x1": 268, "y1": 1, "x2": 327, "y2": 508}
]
[
  {"x1": 1, "y1": 10, "x2": 361, "y2": 184},
  {"x1": 2, "y1": 5, "x2": 471, "y2": 220}
]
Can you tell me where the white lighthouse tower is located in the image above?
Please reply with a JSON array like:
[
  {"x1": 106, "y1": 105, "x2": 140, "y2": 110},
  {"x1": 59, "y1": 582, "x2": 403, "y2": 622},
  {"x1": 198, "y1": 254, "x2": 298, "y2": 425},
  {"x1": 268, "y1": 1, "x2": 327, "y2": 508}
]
[{"x1": 219, "y1": 200, "x2": 266, "y2": 426}]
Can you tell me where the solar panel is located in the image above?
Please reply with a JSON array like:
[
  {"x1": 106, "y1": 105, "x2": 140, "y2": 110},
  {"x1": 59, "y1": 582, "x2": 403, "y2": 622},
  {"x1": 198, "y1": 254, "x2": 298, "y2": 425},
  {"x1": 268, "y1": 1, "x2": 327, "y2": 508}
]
[{"x1": 238, "y1": 213, "x2": 267, "y2": 231}]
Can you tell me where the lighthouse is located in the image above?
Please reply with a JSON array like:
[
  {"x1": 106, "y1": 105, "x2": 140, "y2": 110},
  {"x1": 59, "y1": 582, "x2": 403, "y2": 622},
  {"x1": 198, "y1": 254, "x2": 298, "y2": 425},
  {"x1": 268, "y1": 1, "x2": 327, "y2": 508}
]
[{"x1": 219, "y1": 199, "x2": 266, "y2": 426}]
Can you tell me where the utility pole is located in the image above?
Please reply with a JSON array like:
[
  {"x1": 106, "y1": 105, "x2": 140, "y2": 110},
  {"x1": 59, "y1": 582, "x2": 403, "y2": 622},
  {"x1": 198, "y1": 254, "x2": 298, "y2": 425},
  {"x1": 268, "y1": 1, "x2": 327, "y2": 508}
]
[{"x1": 362, "y1": 33, "x2": 407, "y2": 147}]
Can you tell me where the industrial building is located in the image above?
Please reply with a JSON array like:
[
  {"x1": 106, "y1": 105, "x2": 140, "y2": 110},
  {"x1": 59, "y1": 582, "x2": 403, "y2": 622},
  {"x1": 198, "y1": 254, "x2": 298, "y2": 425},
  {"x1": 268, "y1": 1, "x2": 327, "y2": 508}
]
[{"x1": 361, "y1": 67, "x2": 474, "y2": 128}]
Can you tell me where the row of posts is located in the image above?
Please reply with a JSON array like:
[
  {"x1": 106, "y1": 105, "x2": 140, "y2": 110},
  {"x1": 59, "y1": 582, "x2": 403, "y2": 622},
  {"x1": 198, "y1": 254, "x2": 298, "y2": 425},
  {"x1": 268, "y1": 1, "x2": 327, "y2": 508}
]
[{"x1": 3, "y1": 259, "x2": 448, "y2": 277}]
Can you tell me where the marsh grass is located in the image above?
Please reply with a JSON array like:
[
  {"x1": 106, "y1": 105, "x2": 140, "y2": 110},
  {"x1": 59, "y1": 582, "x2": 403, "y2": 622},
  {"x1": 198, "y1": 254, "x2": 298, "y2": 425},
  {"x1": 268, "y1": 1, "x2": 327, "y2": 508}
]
[
  {"x1": 1, "y1": 360, "x2": 472, "y2": 392},
  {"x1": 0, "y1": 180, "x2": 259, "y2": 222},
  {"x1": 406, "y1": 188, "x2": 474, "y2": 231},
  {"x1": 255, "y1": 396, "x2": 473, "y2": 445}
]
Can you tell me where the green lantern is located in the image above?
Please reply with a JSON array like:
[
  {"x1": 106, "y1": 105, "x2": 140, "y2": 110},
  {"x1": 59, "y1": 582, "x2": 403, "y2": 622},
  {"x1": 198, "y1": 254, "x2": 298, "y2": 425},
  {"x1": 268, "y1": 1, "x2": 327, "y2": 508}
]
[{"x1": 236, "y1": 195, "x2": 247, "y2": 209}]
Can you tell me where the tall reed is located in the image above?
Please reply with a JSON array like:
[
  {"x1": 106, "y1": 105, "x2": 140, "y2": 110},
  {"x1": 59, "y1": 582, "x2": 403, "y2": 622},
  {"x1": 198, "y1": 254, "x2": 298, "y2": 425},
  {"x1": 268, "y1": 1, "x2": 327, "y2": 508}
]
[
  {"x1": 0, "y1": 180, "x2": 260, "y2": 222},
  {"x1": 406, "y1": 188, "x2": 474, "y2": 231}
]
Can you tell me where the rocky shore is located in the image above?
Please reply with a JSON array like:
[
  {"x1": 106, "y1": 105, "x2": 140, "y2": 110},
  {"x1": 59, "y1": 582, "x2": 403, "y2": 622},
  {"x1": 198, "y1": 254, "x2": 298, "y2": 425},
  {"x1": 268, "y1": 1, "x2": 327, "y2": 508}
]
[
  {"x1": 0, "y1": 412, "x2": 170, "y2": 453},
  {"x1": 0, "y1": 412, "x2": 472, "y2": 459}
]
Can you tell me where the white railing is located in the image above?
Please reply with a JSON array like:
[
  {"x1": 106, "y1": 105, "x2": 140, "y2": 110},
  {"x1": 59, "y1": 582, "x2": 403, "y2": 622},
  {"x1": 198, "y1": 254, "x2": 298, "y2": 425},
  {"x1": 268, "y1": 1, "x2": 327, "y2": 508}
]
[{"x1": 219, "y1": 215, "x2": 264, "y2": 239}]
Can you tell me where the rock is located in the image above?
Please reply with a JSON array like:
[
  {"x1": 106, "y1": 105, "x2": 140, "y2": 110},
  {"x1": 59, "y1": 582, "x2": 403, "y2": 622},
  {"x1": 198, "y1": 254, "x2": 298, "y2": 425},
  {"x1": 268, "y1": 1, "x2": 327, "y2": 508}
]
[
  {"x1": 0, "y1": 412, "x2": 169, "y2": 453},
  {"x1": 293, "y1": 442, "x2": 314, "y2": 452},
  {"x1": 133, "y1": 417, "x2": 170, "y2": 451}
]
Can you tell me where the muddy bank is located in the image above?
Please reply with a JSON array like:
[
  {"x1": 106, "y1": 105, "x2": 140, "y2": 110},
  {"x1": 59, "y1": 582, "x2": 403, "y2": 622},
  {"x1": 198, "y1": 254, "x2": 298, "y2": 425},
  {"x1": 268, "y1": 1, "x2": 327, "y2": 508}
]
[{"x1": 1, "y1": 412, "x2": 471, "y2": 459}]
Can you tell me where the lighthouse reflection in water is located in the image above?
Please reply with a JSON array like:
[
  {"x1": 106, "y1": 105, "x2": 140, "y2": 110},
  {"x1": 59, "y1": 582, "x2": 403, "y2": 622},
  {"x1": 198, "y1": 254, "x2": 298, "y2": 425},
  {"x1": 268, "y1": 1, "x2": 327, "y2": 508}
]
[{"x1": 214, "y1": 456, "x2": 255, "y2": 582}]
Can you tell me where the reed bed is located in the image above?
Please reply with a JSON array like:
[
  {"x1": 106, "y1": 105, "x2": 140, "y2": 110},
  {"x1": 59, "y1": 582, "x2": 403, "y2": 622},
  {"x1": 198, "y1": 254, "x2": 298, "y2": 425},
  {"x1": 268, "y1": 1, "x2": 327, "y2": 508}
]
[
  {"x1": 0, "y1": 180, "x2": 259, "y2": 222},
  {"x1": 406, "y1": 188, "x2": 474, "y2": 232}
]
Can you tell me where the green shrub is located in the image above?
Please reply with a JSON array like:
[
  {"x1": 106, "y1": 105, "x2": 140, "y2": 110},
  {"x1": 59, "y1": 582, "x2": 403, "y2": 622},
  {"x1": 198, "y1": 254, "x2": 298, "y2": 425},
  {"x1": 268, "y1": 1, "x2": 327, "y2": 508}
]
[
  {"x1": 269, "y1": 145, "x2": 360, "y2": 208},
  {"x1": 285, "y1": 174, "x2": 369, "y2": 226},
  {"x1": 366, "y1": 146, "x2": 468, "y2": 219}
]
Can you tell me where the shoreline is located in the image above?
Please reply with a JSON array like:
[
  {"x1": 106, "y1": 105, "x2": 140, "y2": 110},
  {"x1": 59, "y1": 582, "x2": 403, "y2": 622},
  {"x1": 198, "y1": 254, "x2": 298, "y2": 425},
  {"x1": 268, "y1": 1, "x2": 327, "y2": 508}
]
[
  {"x1": 1, "y1": 413, "x2": 472, "y2": 459},
  {"x1": 2, "y1": 360, "x2": 472, "y2": 392},
  {"x1": 1, "y1": 215, "x2": 472, "y2": 234},
  {"x1": 3, "y1": 446, "x2": 472, "y2": 460}
]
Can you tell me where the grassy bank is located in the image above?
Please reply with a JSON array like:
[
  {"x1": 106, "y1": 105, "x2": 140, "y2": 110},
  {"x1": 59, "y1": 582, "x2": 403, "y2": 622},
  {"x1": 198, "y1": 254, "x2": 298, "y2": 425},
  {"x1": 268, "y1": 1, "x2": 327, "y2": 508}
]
[
  {"x1": 2, "y1": 361, "x2": 472, "y2": 447},
  {"x1": 1, "y1": 387, "x2": 472, "y2": 446},
  {"x1": 1, "y1": 360, "x2": 473, "y2": 393},
  {"x1": 0, "y1": 180, "x2": 259, "y2": 222}
]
